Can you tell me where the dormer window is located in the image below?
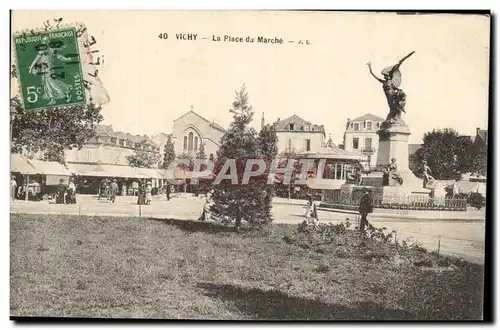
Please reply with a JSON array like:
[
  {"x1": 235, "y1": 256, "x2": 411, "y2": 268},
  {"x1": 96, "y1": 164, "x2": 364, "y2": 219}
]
[
  {"x1": 289, "y1": 123, "x2": 294, "y2": 131},
  {"x1": 353, "y1": 122, "x2": 360, "y2": 131},
  {"x1": 367, "y1": 122, "x2": 373, "y2": 130}
]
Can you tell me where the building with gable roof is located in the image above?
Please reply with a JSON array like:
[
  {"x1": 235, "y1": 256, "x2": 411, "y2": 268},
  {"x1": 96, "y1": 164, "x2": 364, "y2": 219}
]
[
  {"x1": 342, "y1": 113, "x2": 385, "y2": 169},
  {"x1": 272, "y1": 114, "x2": 326, "y2": 154},
  {"x1": 171, "y1": 107, "x2": 225, "y2": 160}
]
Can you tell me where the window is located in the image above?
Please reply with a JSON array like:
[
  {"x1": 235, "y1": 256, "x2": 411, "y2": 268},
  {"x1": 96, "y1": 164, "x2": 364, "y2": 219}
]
[
  {"x1": 363, "y1": 121, "x2": 366, "y2": 129},
  {"x1": 365, "y1": 138, "x2": 372, "y2": 150},
  {"x1": 188, "y1": 132, "x2": 193, "y2": 151},
  {"x1": 367, "y1": 122, "x2": 372, "y2": 130},
  {"x1": 110, "y1": 137, "x2": 117, "y2": 145},
  {"x1": 183, "y1": 136, "x2": 187, "y2": 150},
  {"x1": 209, "y1": 153, "x2": 214, "y2": 161},
  {"x1": 353, "y1": 138, "x2": 359, "y2": 149},
  {"x1": 305, "y1": 139, "x2": 311, "y2": 152},
  {"x1": 119, "y1": 139, "x2": 125, "y2": 146},
  {"x1": 289, "y1": 123, "x2": 295, "y2": 131},
  {"x1": 353, "y1": 123, "x2": 360, "y2": 131},
  {"x1": 194, "y1": 137, "x2": 198, "y2": 150}
]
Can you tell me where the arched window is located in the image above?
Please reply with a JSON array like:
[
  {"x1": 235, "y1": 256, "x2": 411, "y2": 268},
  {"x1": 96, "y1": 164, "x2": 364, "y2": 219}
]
[
  {"x1": 194, "y1": 137, "x2": 198, "y2": 150},
  {"x1": 183, "y1": 136, "x2": 187, "y2": 150},
  {"x1": 353, "y1": 122, "x2": 360, "y2": 131},
  {"x1": 188, "y1": 132, "x2": 194, "y2": 151},
  {"x1": 209, "y1": 153, "x2": 214, "y2": 161}
]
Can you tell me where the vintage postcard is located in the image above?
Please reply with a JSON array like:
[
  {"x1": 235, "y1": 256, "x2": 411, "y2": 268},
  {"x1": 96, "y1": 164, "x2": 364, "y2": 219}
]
[{"x1": 10, "y1": 10, "x2": 490, "y2": 321}]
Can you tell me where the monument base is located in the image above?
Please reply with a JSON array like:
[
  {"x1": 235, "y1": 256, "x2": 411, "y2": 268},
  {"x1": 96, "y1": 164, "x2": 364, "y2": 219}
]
[{"x1": 358, "y1": 170, "x2": 431, "y2": 204}]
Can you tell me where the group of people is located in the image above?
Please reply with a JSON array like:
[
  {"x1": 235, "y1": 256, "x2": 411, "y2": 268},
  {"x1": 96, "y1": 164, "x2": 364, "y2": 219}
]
[
  {"x1": 136, "y1": 180, "x2": 153, "y2": 205},
  {"x1": 55, "y1": 178, "x2": 77, "y2": 204}
]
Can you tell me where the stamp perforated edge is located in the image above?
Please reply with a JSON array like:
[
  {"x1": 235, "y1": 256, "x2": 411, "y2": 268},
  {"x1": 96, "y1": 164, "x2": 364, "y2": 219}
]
[{"x1": 11, "y1": 22, "x2": 90, "y2": 111}]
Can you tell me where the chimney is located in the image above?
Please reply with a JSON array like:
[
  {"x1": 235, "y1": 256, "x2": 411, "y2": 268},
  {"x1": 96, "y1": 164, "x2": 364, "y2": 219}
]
[{"x1": 476, "y1": 127, "x2": 480, "y2": 135}]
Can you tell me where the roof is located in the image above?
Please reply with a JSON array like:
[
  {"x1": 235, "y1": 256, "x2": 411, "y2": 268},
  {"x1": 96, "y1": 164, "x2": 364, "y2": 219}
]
[
  {"x1": 351, "y1": 113, "x2": 385, "y2": 122},
  {"x1": 303, "y1": 144, "x2": 366, "y2": 161},
  {"x1": 274, "y1": 114, "x2": 325, "y2": 133},
  {"x1": 95, "y1": 125, "x2": 157, "y2": 146},
  {"x1": 71, "y1": 163, "x2": 163, "y2": 178},
  {"x1": 476, "y1": 129, "x2": 488, "y2": 145},
  {"x1": 173, "y1": 110, "x2": 226, "y2": 132},
  {"x1": 11, "y1": 154, "x2": 73, "y2": 176}
]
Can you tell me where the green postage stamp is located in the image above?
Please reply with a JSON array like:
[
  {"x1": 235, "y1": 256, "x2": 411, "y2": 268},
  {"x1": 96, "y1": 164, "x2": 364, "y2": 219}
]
[{"x1": 13, "y1": 27, "x2": 86, "y2": 110}]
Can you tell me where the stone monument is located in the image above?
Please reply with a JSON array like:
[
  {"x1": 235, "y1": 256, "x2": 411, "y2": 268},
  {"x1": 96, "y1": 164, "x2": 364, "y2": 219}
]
[{"x1": 342, "y1": 51, "x2": 432, "y2": 203}]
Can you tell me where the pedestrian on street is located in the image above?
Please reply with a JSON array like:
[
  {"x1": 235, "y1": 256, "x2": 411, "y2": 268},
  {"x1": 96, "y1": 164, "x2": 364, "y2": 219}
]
[
  {"x1": 166, "y1": 182, "x2": 171, "y2": 201},
  {"x1": 56, "y1": 179, "x2": 67, "y2": 204},
  {"x1": 358, "y1": 189, "x2": 374, "y2": 232},
  {"x1": 137, "y1": 181, "x2": 145, "y2": 205},
  {"x1": 145, "y1": 182, "x2": 152, "y2": 205},
  {"x1": 10, "y1": 175, "x2": 17, "y2": 201},
  {"x1": 67, "y1": 178, "x2": 77, "y2": 204},
  {"x1": 109, "y1": 179, "x2": 119, "y2": 203}
]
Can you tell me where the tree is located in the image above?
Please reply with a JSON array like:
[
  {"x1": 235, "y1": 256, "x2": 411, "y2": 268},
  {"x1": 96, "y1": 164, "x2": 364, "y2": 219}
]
[
  {"x1": 277, "y1": 150, "x2": 303, "y2": 199},
  {"x1": 210, "y1": 84, "x2": 267, "y2": 230},
  {"x1": 10, "y1": 96, "x2": 104, "y2": 164},
  {"x1": 409, "y1": 129, "x2": 474, "y2": 180},
  {"x1": 162, "y1": 134, "x2": 176, "y2": 169},
  {"x1": 194, "y1": 143, "x2": 211, "y2": 195},
  {"x1": 258, "y1": 123, "x2": 278, "y2": 222},
  {"x1": 127, "y1": 140, "x2": 161, "y2": 169},
  {"x1": 471, "y1": 141, "x2": 488, "y2": 176},
  {"x1": 196, "y1": 142, "x2": 207, "y2": 160}
]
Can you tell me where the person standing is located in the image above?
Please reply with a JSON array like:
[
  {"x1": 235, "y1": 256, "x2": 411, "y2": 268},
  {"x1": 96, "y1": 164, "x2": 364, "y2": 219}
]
[
  {"x1": 165, "y1": 182, "x2": 171, "y2": 201},
  {"x1": 358, "y1": 189, "x2": 374, "y2": 232},
  {"x1": 56, "y1": 178, "x2": 67, "y2": 204},
  {"x1": 67, "y1": 179, "x2": 77, "y2": 204},
  {"x1": 121, "y1": 183, "x2": 127, "y2": 196},
  {"x1": 137, "y1": 181, "x2": 144, "y2": 205},
  {"x1": 109, "y1": 179, "x2": 119, "y2": 203},
  {"x1": 145, "y1": 182, "x2": 152, "y2": 205},
  {"x1": 10, "y1": 175, "x2": 17, "y2": 201}
]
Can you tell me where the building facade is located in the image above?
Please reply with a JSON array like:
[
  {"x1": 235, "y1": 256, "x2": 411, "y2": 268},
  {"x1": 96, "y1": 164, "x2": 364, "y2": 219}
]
[
  {"x1": 65, "y1": 124, "x2": 160, "y2": 167},
  {"x1": 342, "y1": 113, "x2": 385, "y2": 169},
  {"x1": 171, "y1": 110, "x2": 225, "y2": 160},
  {"x1": 273, "y1": 114, "x2": 326, "y2": 154}
]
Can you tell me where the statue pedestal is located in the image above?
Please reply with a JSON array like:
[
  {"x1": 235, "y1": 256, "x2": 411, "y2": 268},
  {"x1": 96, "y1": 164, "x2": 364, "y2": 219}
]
[
  {"x1": 376, "y1": 119, "x2": 411, "y2": 172},
  {"x1": 354, "y1": 119, "x2": 431, "y2": 204}
]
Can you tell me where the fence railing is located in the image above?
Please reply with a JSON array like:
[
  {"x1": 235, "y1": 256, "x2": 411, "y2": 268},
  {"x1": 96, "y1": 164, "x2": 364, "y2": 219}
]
[{"x1": 321, "y1": 190, "x2": 468, "y2": 211}]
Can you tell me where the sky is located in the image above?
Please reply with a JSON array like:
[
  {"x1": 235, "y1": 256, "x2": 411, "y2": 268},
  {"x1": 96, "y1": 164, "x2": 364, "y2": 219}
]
[{"x1": 11, "y1": 10, "x2": 490, "y2": 144}]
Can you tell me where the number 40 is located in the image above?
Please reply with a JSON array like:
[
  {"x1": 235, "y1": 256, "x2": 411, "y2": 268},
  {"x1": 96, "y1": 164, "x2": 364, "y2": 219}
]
[{"x1": 158, "y1": 33, "x2": 168, "y2": 39}]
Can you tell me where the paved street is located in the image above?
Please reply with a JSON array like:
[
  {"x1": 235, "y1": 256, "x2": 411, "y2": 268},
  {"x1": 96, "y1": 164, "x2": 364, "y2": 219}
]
[{"x1": 10, "y1": 194, "x2": 486, "y2": 264}]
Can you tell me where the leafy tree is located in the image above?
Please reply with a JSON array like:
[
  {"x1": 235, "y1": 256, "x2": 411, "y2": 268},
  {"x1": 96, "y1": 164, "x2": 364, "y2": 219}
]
[
  {"x1": 162, "y1": 134, "x2": 176, "y2": 169},
  {"x1": 127, "y1": 140, "x2": 160, "y2": 169},
  {"x1": 196, "y1": 142, "x2": 207, "y2": 160},
  {"x1": 194, "y1": 143, "x2": 211, "y2": 195},
  {"x1": 10, "y1": 96, "x2": 103, "y2": 164},
  {"x1": 210, "y1": 84, "x2": 267, "y2": 230},
  {"x1": 277, "y1": 150, "x2": 303, "y2": 199},
  {"x1": 409, "y1": 129, "x2": 474, "y2": 180},
  {"x1": 258, "y1": 123, "x2": 278, "y2": 222},
  {"x1": 471, "y1": 141, "x2": 488, "y2": 176}
]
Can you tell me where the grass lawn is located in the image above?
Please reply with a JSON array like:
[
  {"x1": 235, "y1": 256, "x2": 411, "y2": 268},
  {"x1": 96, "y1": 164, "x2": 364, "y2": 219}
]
[{"x1": 10, "y1": 214, "x2": 484, "y2": 320}]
